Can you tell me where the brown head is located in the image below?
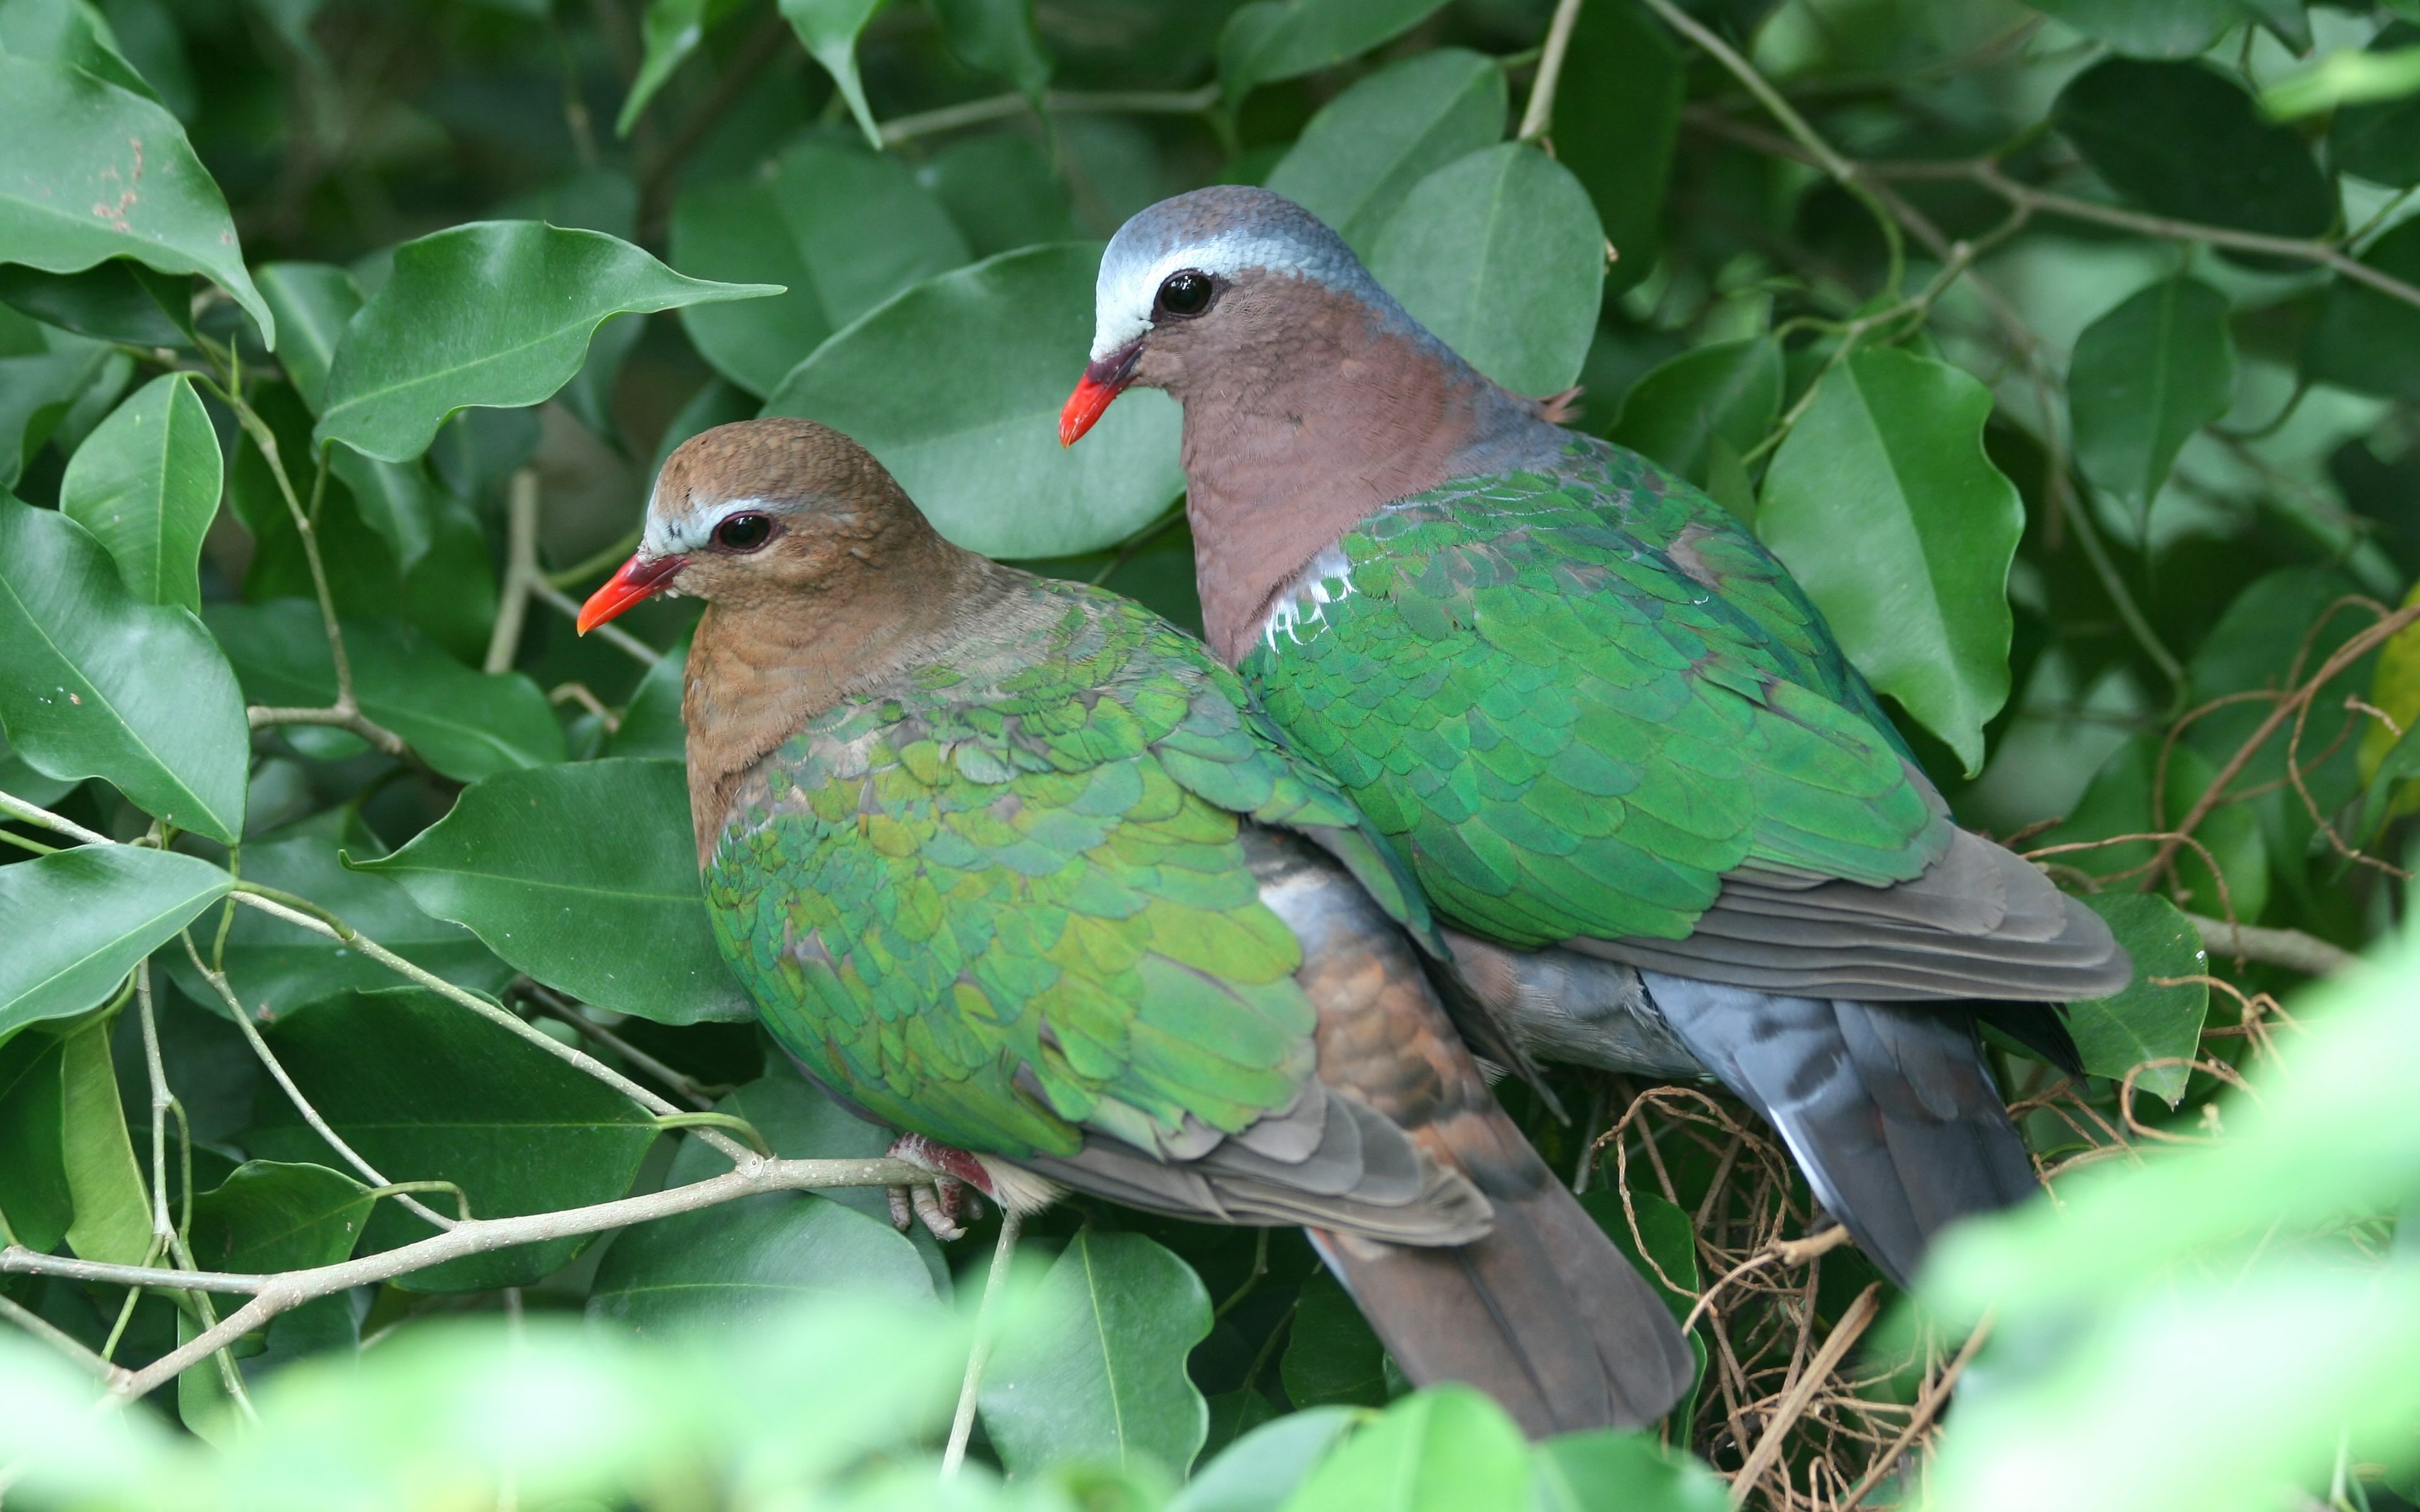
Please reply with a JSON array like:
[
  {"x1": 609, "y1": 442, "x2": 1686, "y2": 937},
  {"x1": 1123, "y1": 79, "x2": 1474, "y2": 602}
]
[
  {"x1": 579, "y1": 417, "x2": 1006, "y2": 861},
  {"x1": 1057, "y1": 186, "x2": 1566, "y2": 664}
]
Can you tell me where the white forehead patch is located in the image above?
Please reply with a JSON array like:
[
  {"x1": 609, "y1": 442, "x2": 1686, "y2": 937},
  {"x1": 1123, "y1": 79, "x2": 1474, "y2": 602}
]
[
  {"x1": 642, "y1": 493, "x2": 776, "y2": 558},
  {"x1": 1090, "y1": 230, "x2": 1318, "y2": 362}
]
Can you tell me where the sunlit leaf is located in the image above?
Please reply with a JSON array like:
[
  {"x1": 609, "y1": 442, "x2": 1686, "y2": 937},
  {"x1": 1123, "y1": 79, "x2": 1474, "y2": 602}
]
[
  {"x1": 57, "y1": 372, "x2": 222, "y2": 612},
  {"x1": 1264, "y1": 49, "x2": 1507, "y2": 257},
  {"x1": 1281, "y1": 1385, "x2": 1530, "y2": 1510}
]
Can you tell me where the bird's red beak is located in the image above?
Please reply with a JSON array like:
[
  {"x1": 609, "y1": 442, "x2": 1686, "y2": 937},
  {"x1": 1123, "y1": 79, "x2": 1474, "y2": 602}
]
[
  {"x1": 1059, "y1": 344, "x2": 1141, "y2": 447},
  {"x1": 577, "y1": 553, "x2": 685, "y2": 633}
]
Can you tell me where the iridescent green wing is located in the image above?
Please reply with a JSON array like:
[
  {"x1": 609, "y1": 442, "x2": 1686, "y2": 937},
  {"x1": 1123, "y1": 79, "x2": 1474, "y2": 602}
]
[
  {"x1": 1244, "y1": 441, "x2": 1951, "y2": 951},
  {"x1": 703, "y1": 581, "x2": 1424, "y2": 1160}
]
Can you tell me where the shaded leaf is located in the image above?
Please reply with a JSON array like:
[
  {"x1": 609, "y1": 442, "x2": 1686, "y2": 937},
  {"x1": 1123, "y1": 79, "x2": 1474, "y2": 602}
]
[
  {"x1": 2024, "y1": 0, "x2": 2243, "y2": 58},
  {"x1": 57, "y1": 371, "x2": 221, "y2": 611},
  {"x1": 1281, "y1": 1269, "x2": 1388, "y2": 1409},
  {"x1": 917, "y1": 133, "x2": 1080, "y2": 260},
  {"x1": 2039, "y1": 733, "x2": 2269, "y2": 925},
  {"x1": 2068, "y1": 276, "x2": 2235, "y2": 517},
  {"x1": 314, "y1": 222, "x2": 779, "y2": 462},
  {"x1": 0, "y1": 1031, "x2": 72, "y2": 1252},
  {"x1": 253, "y1": 261, "x2": 359, "y2": 415},
  {"x1": 1218, "y1": 0, "x2": 1452, "y2": 106},
  {"x1": 1552, "y1": 0, "x2": 1682, "y2": 297},
  {"x1": 0, "y1": 339, "x2": 118, "y2": 486},
  {"x1": 615, "y1": 0, "x2": 751, "y2": 135},
  {"x1": 764, "y1": 244, "x2": 1186, "y2": 559},
  {"x1": 0, "y1": 259, "x2": 190, "y2": 347},
  {"x1": 2305, "y1": 218, "x2": 2420, "y2": 407},
  {"x1": 1756, "y1": 347, "x2": 2022, "y2": 774},
  {"x1": 187, "y1": 1160, "x2": 372, "y2": 1272},
  {"x1": 2064, "y1": 893, "x2": 2210, "y2": 1107},
  {"x1": 1608, "y1": 337, "x2": 1782, "y2": 488},
  {"x1": 1280, "y1": 1385, "x2": 1530, "y2": 1510},
  {"x1": 2330, "y1": 25, "x2": 2420, "y2": 188},
  {"x1": 2053, "y1": 59, "x2": 2334, "y2": 244},
  {"x1": 608, "y1": 633, "x2": 689, "y2": 760},
  {"x1": 350, "y1": 759, "x2": 751, "y2": 1025},
  {"x1": 1172, "y1": 1407, "x2": 1358, "y2": 1512},
  {"x1": 326, "y1": 442, "x2": 439, "y2": 575},
  {"x1": 981, "y1": 1230, "x2": 1213, "y2": 1477},
  {"x1": 934, "y1": 0, "x2": 1051, "y2": 100},
  {"x1": 1370, "y1": 143, "x2": 1604, "y2": 398},
  {"x1": 60, "y1": 1016, "x2": 149, "y2": 1264},
  {"x1": 780, "y1": 0, "x2": 889, "y2": 151},
  {"x1": 588, "y1": 1191, "x2": 936, "y2": 1337},
  {"x1": 1264, "y1": 49, "x2": 1507, "y2": 258},
  {"x1": 208, "y1": 600, "x2": 566, "y2": 783},
  {"x1": 0, "y1": 845, "x2": 229, "y2": 1037},
  {"x1": 243, "y1": 987, "x2": 660, "y2": 1292},
  {"x1": 0, "y1": 55, "x2": 272, "y2": 345},
  {"x1": 0, "y1": 493, "x2": 248, "y2": 840},
  {"x1": 671, "y1": 141, "x2": 969, "y2": 398}
]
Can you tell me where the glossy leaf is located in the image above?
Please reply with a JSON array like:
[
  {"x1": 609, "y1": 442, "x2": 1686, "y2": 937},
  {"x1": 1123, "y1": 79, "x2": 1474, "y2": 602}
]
[
  {"x1": 2331, "y1": 25, "x2": 2420, "y2": 188},
  {"x1": 981, "y1": 1230, "x2": 1213, "y2": 1477},
  {"x1": 1218, "y1": 0, "x2": 1453, "y2": 105},
  {"x1": 1552, "y1": 0, "x2": 1682, "y2": 296},
  {"x1": 0, "y1": 493, "x2": 248, "y2": 840},
  {"x1": 57, "y1": 372, "x2": 222, "y2": 611},
  {"x1": 2068, "y1": 277, "x2": 2235, "y2": 517},
  {"x1": 2065, "y1": 893, "x2": 2211, "y2": 1107},
  {"x1": 0, "y1": 1031, "x2": 71, "y2": 1253},
  {"x1": 1370, "y1": 144, "x2": 1605, "y2": 398},
  {"x1": 1264, "y1": 49, "x2": 1507, "y2": 257},
  {"x1": 2053, "y1": 59, "x2": 2333, "y2": 243},
  {"x1": 1533, "y1": 1431, "x2": 1729, "y2": 1512},
  {"x1": 160, "y1": 815, "x2": 512, "y2": 1017},
  {"x1": 0, "y1": 845, "x2": 229, "y2": 1037},
  {"x1": 187, "y1": 1160, "x2": 373, "y2": 1272},
  {"x1": 0, "y1": 259, "x2": 191, "y2": 347},
  {"x1": 314, "y1": 222, "x2": 780, "y2": 462},
  {"x1": 243, "y1": 987, "x2": 660, "y2": 1291},
  {"x1": 208, "y1": 600, "x2": 566, "y2": 783},
  {"x1": 2305, "y1": 218, "x2": 2420, "y2": 407},
  {"x1": 0, "y1": 55, "x2": 273, "y2": 345},
  {"x1": 253, "y1": 261, "x2": 360, "y2": 415},
  {"x1": 60, "y1": 1017, "x2": 149, "y2": 1264},
  {"x1": 1170, "y1": 1407, "x2": 1358, "y2": 1512},
  {"x1": 1281, "y1": 1269, "x2": 1389, "y2": 1409},
  {"x1": 934, "y1": 0, "x2": 1051, "y2": 100},
  {"x1": 2024, "y1": 0, "x2": 2244, "y2": 57},
  {"x1": 350, "y1": 759, "x2": 751, "y2": 1025},
  {"x1": 615, "y1": 0, "x2": 751, "y2": 135},
  {"x1": 1756, "y1": 347, "x2": 2022, "y2": 774},
  {"x1": 1608, "y1": 337, "x2": 1782, "y2": 488},
  {"x1": 671, "y1": 141, "x2": 969, "y2": 397},
  {"x1": 764, "y1": 244, "x2": 1186, "y2": 559},
  {"x1": 1281, "y1": 1385, "x2": 1531, "y2": 1510},
  {"x1": 780, "y1": 0, "x2": 889, "y2": 150},
  {"x1": 589, "y1": 1191, "x2": 936, "y2": 1337},
  {"x1": 916, "y1": 134, "x2": 1080, "y2": 259},
  {"x1": 0, "y1": 0, "x2": 161, "y2": 102}
]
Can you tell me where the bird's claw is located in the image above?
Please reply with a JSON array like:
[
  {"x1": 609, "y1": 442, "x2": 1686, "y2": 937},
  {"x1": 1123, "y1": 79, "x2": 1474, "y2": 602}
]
[{"x1": 884, "y1": 1133, "x2": 993, "y2": 1242}]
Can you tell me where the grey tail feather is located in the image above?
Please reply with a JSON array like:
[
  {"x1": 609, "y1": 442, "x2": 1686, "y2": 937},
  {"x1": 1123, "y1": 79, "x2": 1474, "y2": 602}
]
[
  {"x1": 1645, "y1": 974, "x2": 2037, "y2": 1289},
  {"x1": 1310, "y1": 1167, "x2": 1693, "y2": 1438}
]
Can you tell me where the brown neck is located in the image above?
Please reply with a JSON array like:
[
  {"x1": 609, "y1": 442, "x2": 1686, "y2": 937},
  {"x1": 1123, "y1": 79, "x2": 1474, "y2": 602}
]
[
  {"x1": 681, "y1": 540, "x2": 1011, "y2": 866},
  {"x1": 1160, "y1": 286, "x2": 1564, "y2": 664}
]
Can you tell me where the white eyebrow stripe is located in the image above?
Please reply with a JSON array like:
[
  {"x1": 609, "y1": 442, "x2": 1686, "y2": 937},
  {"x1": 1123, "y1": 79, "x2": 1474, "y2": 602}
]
[
  {"x1": 643, "y1": 495, "x2": 777, "y2": 557},
  {"x1": 1090, "y1": 231, "x2": 1315, "y2": 361}
]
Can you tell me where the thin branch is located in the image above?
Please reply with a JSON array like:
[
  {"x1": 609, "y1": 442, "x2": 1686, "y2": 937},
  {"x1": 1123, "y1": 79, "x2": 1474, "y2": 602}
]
[
  {"x1": 1729, "y1": 1283, "x2": 1882, "y2": 1506},
  {"x1": 2186, "y1": 914, "x2": 2358, "y2": 977},
  {"x1": 943, "y1": 1209, "x2": 1023, "y2": 1478},
  {"x1": 546, "y1": 525, "x2": 640, "y2": 589},
  {"x1": 484, "y1": 467, "x2": 542, "y2": 675},
  {"x1": 526, "y1": 986, "x2": 722, "y2": 1110},
  {"x1": 0, "y1": 789, "x2": 108, "y2": 846},
  {"x1": 1516, "y1": 0, "x2": 1585, "y2": 142},
  {"x1": 246, "y1": 703, "x2": 410, "y2": 756},
  {"x1": 879, "y1": 84, "x2": 1218, "y2": 147},
  {"x1": 531, "y1": 577, "x2": 662, "y2": 665},
  {"x1": 1838, "y1": 1314, "x2": 1993, "y2": 1508},
  {"x1": 0, "y1": 1293, "x2": 131, "y2": 1387}
]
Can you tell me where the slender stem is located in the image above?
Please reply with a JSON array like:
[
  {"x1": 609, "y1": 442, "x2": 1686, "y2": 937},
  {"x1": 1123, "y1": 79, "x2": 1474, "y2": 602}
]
[
  {"x1": 2186, "y1": 914, "x2": 2356, "y2": 976},
  {"x1": 2059, "y1": 486, "x2": 2186, "y2": 692},
  {"x1": 527, "y1": 987, "x2": 722, "y2": 1110},
  {"x1": 0, "y1": 789, "x2": 109, "y2": 846},
  {"x1": 943, "y1": 1209, "x2": 1023, "y2": 1477},
  {"x1": 531, "y1": 577, "x2": 662, "y2": 665},
  {"x1": 879, "y1": 85, "x2": 1218, "y2": 147},
  {"x1": 0, "y1": 1293, "x2": 130, "y2": 1387},
  {"x1": 546, "y1": 525, "x2": 642, "y2": 589},
  {"x1": 484, "y1": 467, "x2": 542, "y2": 674},
  {"x1": 1516, "y1": 0, "x2": 1585, "y2": 142}
]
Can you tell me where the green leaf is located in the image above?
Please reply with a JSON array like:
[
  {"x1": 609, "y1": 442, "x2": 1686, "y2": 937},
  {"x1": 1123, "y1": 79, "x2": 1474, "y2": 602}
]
[
  {"x1": 326, "y1": 442, "x2": 439, "y2": 574},
  {"x1": 1531, "y1": 1430, "x2": 1729, "y2": 1512},
  {"x1": 242, "y1": 986, "x2": 660, "y2": 1291},
  {"x1": 187, "y1": 1160, "x2": 373, "y2": 1272},
  {"x1": 764, "y1": 244, "x2": 1187, "y2": 559},
  {"x1": 981, "y1": 1230, "x2": 1213, "y2": 1477},
  {"x1": 916, "y1": 134, "x2": 1080, "y2": 260},
  {"x1": 2023, "y1": 0, "x2": 2244, "y2": 58},
  {"x1": 207, "y1": 600, "x2": 567, "y2": 783},
  {"x1": 2305, "y1": 217, "x2": 2420, "y2": 407},
  {"x1": 0, "y1": 726, "x2": 78, "y2": 806},
  {"x1": 253, "y1": 261, "x2": 360, "y2": 415},
  {"x1": 350, "y1": 759, "x2": 751, "y2": 1025},
  {"x1": 2063, "y1": 893, "x2": 2211, "y2": 1107},
  {"x1": 160, "y1": 815, "x2": 512, "y2": 1017},
  {"x1": 933, "y1": 0, "x2": 1051, "y2": 101},
  {"x1": 1171, "y1": 1407, "x2": 1358, "y2": 1512},
  {"x1": 2052, "y1": 59, "x2": 2334, "y2": 244},
  {"x1": 0, "y1": 55, "x2": 272, "y2": 346},
  {"x1": 608, "y1": 633, "x2": 689, "y2": 760},
  {"x1": 1608, "y1": 337, "x2": 1782, "y2": 488},
  {"x1": 2068, "y1": 276, "x2": 2235, "y2": 517},
  {"x1": 1218, "y1": 0, "x2": 1453, "y2": 106},
  {"x1": 671, "y1": 140, "x2": 969, "y2": 398},
  {"x1": 588, "y1": 1190, "x2": 936, "y2": 1337},
  {"x1": 1264, "y1": 49, "x2": 1507, "y2": 258},
  {"x1": 780, "y1": 0, "x2": 890, "y2": 151},
  {"x1": 57, "y1": 372, "x2": 222, "y2": 612},
  {"x1": 1281, "y1": 1269, "x2": 1390, "y2": 1409},
  {"x1": 1280, "y1": 1385, "x2": 1531, "y2": 1511},
  {"x1": 0, "y1": 1031, "x2": 72, "y2": 1252},
  {"x1": 60, "y1": 1016, "x2": 149, "y2": 1264},
  {"x1": 1369, "y1": 144, "x2": 1605, "y2": 398},
  {"x1": 0, "y1": 845, "x2": 229, "y2": 1037},
  {"x1": 615, "y1": 0, "x2": 751, "y2": 136},
  {"x1": 2039, "y1": 733, "x2": 2269, "y2": 929},
  {"x1": 0, "y1": 259, "x2": 192, "y2": 347},
  {"x1": 1552, "y1": 0, "x2": 1682, "y2": 297},
  {"x1": 0, "y1": 493, "x2": 248, "y2": 840},
  {"x1": 0, "y1": 339, "x2": 118, "y2": 486},
  {"x1": 0, "y1": 0, "x2": 161, "y2": 101},
  {"x1": 2329, "y1": 26, "x2": 2420, "y2": 188},
  {"x1": 314, "y1": 221, "x2": 780, "y2": 462},
  {"x1": 1756, "y1": 347, "x2": 2022, "y2": 774}
]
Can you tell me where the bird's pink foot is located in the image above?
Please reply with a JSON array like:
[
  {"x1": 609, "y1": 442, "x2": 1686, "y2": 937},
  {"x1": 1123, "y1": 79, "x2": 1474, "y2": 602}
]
[{"x1": 885, "y1": 1133, "x2": 995, "y2": 1242}]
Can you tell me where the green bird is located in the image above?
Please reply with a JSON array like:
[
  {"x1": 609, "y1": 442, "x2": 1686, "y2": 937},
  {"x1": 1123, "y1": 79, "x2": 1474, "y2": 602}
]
[
  {"x1": 1061, "y1": 186, "x2": 2133, "y2": 1287},
  {"x1": 577, "y1": 418, "x2": 1692, "y2": 1437}
]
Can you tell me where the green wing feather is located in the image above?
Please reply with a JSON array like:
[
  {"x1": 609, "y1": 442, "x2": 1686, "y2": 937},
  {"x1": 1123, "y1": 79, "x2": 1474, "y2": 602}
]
[
  {"x1": 704, "y1": 581, "x2": 1439, "y2": 1159},
  {"x1": 1243, "y1": 440, "x2": 1951, "y2": 951}
]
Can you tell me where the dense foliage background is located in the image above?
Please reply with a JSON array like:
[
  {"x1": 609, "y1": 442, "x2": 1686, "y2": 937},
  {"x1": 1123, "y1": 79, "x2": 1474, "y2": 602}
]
[{"x1": 2, "y1": 0, "x2": 2419, "y2": 1505}]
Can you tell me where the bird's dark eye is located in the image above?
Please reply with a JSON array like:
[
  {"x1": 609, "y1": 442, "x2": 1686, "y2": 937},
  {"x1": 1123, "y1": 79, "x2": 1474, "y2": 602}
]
[
  {"x1": 1155, "y1": 270, "x2": 1214, "y2": 318},
  {"x1": 714, "y1": 512, "x2": 774, "y2": 551}
]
